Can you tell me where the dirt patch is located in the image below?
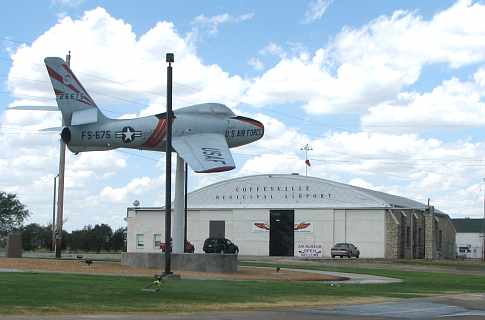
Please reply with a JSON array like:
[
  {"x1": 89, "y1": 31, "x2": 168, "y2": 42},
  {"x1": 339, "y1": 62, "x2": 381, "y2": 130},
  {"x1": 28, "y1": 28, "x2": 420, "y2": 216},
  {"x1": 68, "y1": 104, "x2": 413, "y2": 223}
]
[{"x1": 0, "y1": 258, "x2": 343, "y2": 281}]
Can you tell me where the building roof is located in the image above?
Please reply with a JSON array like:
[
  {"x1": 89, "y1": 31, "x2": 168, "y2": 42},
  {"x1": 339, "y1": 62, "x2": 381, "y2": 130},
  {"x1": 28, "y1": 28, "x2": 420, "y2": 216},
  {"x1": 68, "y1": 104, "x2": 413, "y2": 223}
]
[
  {"x1": 452, "y1": 218, "x2": 485, "y2": 233},
  {"x1": 186, "y1": 174, "x2": 442, "y2": 212}
]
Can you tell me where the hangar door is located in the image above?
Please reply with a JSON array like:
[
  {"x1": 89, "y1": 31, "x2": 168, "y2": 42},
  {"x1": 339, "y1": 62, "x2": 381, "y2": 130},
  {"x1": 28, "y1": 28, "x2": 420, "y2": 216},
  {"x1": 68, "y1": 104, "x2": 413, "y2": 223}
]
[
  {"x1": 209, "y1": 220, "x2": 225, "y2": 238},
  {"x1": 269, "y1": 210, "x2": 294, "y2": 256}
]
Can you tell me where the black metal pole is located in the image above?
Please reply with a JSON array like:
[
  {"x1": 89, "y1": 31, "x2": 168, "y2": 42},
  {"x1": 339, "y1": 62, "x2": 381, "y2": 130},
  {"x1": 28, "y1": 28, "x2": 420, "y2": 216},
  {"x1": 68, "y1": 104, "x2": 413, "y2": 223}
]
[
  {"x1": 184, "y1": 162, "x2": 188, "y2": 244},
  {"x1": 163, "y1": 53, "x2": 174, "y2": 276}
]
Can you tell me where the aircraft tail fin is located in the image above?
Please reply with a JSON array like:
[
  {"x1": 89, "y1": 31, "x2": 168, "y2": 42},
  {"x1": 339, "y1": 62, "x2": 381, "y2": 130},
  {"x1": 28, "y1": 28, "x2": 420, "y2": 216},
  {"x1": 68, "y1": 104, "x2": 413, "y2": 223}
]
[{"x1": 44, "y1": 57, "x2": 106, "y2": 125}]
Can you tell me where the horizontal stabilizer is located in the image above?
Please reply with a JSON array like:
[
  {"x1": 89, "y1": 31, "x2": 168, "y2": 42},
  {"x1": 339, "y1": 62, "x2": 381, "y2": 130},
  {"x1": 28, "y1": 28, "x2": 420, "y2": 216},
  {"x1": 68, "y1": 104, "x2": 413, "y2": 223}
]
[
  {"x1": 39, "y1": 127, "x2": 61, "y2": 132},
  {"x1": 9, "y1": 105, "x2": 59, "y2": 111},
  {"x1": 173, "y1": 133, "x2": 235, "y2": 173}
]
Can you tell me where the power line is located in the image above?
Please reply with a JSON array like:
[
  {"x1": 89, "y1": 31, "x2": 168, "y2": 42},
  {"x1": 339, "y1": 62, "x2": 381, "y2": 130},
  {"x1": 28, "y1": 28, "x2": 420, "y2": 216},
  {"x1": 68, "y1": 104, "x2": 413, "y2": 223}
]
[
  {"x1": 0, "y1": 53, "x2": 205, "y2": 101},
  {"x1": 117, "y1": 149, "x2": 160, "y2": 162},
  {"x1": 3, "y1": 52, "x2": 485, "y2": 131},
  {"x1": 0, "y1": 73, "x2": 207, "y2": 114}
]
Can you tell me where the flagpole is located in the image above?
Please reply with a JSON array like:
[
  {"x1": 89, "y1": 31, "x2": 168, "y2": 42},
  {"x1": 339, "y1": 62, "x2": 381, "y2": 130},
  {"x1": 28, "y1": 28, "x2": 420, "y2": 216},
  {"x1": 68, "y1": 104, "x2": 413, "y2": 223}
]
[{"x1": 301, "y1": 144, "x2": 312, "y2": 176}]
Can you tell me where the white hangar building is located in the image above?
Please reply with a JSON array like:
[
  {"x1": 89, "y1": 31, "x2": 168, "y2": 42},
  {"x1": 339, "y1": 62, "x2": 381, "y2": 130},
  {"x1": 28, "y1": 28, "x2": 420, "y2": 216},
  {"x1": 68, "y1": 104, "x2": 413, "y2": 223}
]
[
  {"x1": 126, "y1": 174, "x2": 455, "y2": 259},
  {"x1": 453, "y1": 218, "x2": 484, "y2": 259}
]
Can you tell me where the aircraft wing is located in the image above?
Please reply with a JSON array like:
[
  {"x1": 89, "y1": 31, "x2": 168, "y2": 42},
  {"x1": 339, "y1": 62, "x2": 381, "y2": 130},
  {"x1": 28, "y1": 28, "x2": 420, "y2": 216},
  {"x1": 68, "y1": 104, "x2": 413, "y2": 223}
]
[
  {"x1": 9, "y1": 105, "x2": 59, "y2": 111},
  {"x1": 172, "y1": 133, "x2": 235, "y2": 173}
]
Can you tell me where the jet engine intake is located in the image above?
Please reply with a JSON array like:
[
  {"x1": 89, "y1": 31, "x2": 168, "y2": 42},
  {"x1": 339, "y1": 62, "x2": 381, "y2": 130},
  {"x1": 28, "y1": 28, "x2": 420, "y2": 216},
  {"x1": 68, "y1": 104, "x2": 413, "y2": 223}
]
[{"x1": 61, "y1": 127, "x2": 71, "y2": 144}]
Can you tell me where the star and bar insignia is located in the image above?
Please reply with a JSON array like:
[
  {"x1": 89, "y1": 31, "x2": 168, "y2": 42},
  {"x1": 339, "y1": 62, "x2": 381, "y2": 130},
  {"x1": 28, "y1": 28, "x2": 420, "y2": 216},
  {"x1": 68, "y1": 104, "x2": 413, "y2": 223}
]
[{"x1": 115, "y1": 126, "x2": 142, "y2": 143}]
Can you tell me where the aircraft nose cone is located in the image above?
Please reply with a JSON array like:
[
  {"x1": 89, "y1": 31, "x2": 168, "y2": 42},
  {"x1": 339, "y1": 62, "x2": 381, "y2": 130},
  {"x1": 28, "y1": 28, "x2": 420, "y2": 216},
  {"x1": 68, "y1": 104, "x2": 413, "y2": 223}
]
[
  {"x1": 232, "y1": 116, "x2": 264, "y2": 139},
  {"x1": 249, "y1": 118, "x2": 264, "y2": 130},
  {"x1": 249, "y1": 118, "x2": 264, "y2": 138},
  {"x1": 233, "y1": 116, "x2": 264, "y2": 130}
]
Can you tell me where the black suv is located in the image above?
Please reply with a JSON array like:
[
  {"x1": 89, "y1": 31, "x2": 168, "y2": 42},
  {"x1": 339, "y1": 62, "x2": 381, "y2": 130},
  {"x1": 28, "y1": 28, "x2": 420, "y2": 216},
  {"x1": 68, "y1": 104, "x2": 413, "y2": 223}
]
[
  {"x1": 203, "y1": 238, "x2": 239, "y2": 254},
  {"x1": 331, "y1": 243, "x2": 360, "y2": 258}
]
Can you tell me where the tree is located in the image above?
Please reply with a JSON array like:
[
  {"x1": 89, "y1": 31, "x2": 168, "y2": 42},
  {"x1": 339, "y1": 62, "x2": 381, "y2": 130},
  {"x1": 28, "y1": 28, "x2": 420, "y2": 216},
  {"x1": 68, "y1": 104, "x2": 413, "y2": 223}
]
[
  {"x1": 68, "y1": 229, "x2": 86, "y2": 251},
  {"x1": 0, "y1": 192, "x2": 29, "y2": 236},
  {"x1": 21, "y1": 223, "x2": 52, "y2": 251},
  {"x1": 111, "y1": 227, "x2": 126, "y2": 252},
  {"x1": 92, "y1": 224, "x2": 113, "y2": 252}
]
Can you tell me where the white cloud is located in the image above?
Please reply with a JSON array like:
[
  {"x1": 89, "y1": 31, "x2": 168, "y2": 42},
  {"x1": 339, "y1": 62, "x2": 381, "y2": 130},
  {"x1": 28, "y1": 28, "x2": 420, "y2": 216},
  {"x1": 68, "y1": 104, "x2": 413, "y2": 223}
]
[
  {"x1": 5, "y1": 2, "x2": 485, "y2": 231},
  {"x1": 7, "y1": 8, "x2": 248, "y2": 114},
  {"x1": 362, "y1": 75, "x2": 485, "y2": 132},
  {"x1": 245, "y1": 0, "x2": 485, "y2": 115},
  {"x1": 348, "y1": 178, "x2": 377, "y2": 190},
  {"x1": 259, "y1": 42, "x2": 287, "y2": 59},
  {"x1": 245, "y1": 113, "x2": 310, "y2": 153},
  {"x1": 192, "y1": 13, "x2": 254, "y2": 35},
  {"x1": 248, "y1": 57, "x2": 264, "y2": 71},
  {"x1": 239, "y1": 153, "x2": 303, "y2": 176},
  {"x1": 100, "y1": 177, "x2": 154, "y2": 203},
  {"x1": 303, "y1": 0, "x2": 333, "y2": 23},
  {"x1": 235, "y1": 115, "x2": 485, "y2": 217},
  {"x1": 1, "y1": 7, "x2": 249, "y2": 229}
]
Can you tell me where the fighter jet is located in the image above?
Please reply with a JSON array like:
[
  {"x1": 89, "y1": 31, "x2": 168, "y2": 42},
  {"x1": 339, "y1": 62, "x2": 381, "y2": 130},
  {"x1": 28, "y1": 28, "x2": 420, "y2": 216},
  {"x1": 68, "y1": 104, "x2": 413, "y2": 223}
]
[{"x1": 42, "y1": 57, "x2": 264, "y2": 173}]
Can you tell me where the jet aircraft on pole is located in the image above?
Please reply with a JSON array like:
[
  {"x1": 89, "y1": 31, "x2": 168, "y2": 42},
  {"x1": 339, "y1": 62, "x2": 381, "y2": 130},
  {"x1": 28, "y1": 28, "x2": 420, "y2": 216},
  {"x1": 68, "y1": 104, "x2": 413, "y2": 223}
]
[{"x1": 43, "y1": 57, "x2": 264, "y2": 173}]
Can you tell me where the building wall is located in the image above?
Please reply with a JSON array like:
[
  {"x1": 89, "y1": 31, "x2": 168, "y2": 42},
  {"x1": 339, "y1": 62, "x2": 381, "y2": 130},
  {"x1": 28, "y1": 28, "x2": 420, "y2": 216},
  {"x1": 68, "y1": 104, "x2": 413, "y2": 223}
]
[
  {"x1": 424, "y1": 210, "x2": 456, "y2": 259},
  {"x1": 385, "y1": 208, "x2": 455, "y2": 260},
  {"x1": 230, "y1": 209, "x2": 269, "y2": 256},
  {"x1": 385, "y1": 210, "x2": 399, "y2": 259},
  {"x1": 437, "y1": 215, "x2": 456, "y2": 259},
  {"x1": 126, "y1": 209, "x2": 166, "y2": 253},
  {"x1": 385, "y1": 210, "x2": 426, "y2": 259},
  {"x1": 294, "y1": 209, "x2": 333, "y2": 257},
  {"x1": 189, "y1": 209, "x2": 234, "y2": 254},
  {"x1": 127, "y1": 207, "x2": 385, "y2": 258},
  {"x1": 332, "y1": 209, "x2": 385, "y2": 258},
  {"x1": 456, "y1": 233, "x2": 483, "y2": 259}
]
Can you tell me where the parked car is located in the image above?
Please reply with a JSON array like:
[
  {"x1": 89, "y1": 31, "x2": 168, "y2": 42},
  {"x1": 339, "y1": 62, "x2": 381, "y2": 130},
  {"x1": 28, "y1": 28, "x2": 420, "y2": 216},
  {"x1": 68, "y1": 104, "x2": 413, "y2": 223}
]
[
  {"x1": 203, "y1": 237, "x2": 239, "y2": 254},
  {"x1": 160, "y1": 240, "x2": 195, "y2": 253},
  {"x1": 331, "y1": 243, "x2": 360, "y2": 258}
]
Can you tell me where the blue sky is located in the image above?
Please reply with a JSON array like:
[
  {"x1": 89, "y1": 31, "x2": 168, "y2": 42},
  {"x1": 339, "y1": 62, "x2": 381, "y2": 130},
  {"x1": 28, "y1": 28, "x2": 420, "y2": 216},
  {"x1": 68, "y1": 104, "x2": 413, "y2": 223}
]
[{"x1": 2, "y1": 0, "x2": 485, "y2": 230}]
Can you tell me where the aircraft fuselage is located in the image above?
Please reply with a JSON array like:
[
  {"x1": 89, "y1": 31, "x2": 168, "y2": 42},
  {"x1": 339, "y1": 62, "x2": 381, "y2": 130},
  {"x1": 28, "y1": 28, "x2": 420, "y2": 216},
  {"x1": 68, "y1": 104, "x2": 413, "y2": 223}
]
[{"x1": 62, "y1": 110, "x2": 264, "y2": 153}]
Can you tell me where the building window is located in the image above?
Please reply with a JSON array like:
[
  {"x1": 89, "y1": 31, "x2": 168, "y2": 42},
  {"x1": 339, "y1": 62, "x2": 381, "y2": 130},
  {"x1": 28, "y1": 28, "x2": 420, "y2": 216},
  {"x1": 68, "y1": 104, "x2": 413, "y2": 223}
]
[
  {"x1": 153, "y1": 234, "x2": 161, "y2": 249},
  {"x1": 136, "y1": 234, "x2": 144, "y2": 249}
]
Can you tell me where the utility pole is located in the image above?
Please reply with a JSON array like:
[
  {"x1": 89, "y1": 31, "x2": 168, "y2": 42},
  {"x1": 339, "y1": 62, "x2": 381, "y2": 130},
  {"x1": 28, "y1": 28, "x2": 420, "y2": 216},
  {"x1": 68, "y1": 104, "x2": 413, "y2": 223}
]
[
  {"x1": 184, "y1": 162, "x2": 188, "y2": 244},
  {"x1": 163, "y1": 52, "x2": 174, "y2": 276},
  {"x1": 51, "y1": 174, "x2": 58, "y2": 252},
  {"x1": 55, "y1": 51, "x2": 70, "y2": 259},
  {"x1": 483, "y1": 179, "x2": 485, "y2": 262},
  {"x1": 301, "y1": 144, "x2": 313, "y2": 176}
]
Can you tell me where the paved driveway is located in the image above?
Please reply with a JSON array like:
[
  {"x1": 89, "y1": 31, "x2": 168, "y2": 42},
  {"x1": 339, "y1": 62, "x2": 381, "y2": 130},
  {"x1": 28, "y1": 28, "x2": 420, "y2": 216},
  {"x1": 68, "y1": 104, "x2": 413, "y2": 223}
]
[{"x1": 3, "y1": 294, "x2": 485, "y2": 320}]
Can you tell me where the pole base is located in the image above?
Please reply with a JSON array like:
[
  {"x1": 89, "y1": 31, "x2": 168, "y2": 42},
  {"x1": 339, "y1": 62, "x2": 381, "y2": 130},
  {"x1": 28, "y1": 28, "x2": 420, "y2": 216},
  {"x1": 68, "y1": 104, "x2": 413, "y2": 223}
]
[
  {"x1": 55, "y1": 239, "x2": 62, "y2": 259},
  {"x1": 161, "y1": 272, "x2": 181, "y2": 280}
]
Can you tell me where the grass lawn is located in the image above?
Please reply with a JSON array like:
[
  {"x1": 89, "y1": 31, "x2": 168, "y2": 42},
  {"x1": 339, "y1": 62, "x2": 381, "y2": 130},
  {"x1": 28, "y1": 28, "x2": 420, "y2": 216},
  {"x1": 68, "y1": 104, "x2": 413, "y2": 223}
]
[
  {"x1": 1, "y1": 263, "x2": 485, "y2": 314},
  {"x1": 241, "y1": 261, "x2": 485, "y2": 295}
]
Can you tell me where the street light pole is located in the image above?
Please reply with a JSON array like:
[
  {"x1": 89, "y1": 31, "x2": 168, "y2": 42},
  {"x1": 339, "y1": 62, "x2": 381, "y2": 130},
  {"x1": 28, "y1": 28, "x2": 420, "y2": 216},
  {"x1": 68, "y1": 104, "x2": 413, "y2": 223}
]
[{"x1": 163, "y1": 52, "x2": 174, "y2": 276}]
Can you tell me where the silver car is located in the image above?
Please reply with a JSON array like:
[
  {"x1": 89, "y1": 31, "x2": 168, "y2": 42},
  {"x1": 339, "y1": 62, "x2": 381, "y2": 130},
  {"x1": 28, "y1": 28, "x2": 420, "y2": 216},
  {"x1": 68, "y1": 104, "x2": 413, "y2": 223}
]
[{"x1": 331, "y1": 243, "x2": 360, "y2": 258}]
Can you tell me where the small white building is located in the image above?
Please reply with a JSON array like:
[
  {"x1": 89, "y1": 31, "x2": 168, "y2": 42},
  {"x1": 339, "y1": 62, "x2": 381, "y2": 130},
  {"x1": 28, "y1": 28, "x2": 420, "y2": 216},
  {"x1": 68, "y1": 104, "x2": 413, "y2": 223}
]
[
  {"x1": 126, "y1": 174, "x2": 455, "y2": 259},
  {"x1": 453, "y1": 218, "x2": 484, "y2": 259}
]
